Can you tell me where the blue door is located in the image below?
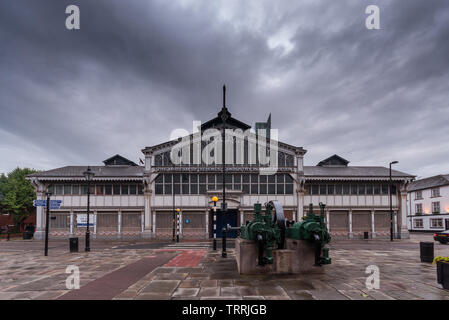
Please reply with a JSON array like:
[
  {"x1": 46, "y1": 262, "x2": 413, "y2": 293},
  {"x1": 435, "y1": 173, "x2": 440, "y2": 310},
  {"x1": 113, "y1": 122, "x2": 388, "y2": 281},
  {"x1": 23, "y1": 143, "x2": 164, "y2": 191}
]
[{"x1": 210, "y1": 210, "x2": 238, "y2": 238}]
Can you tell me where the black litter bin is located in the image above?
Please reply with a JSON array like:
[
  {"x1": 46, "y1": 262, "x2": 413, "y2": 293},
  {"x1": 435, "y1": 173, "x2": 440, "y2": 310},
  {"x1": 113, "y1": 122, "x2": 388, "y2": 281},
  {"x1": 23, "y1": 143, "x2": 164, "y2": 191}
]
[
  {"x1": 364, "y1": 232, "x2": 369, "y2": 239},
  {"x1": 420, "y1": 242, "x2": 434, "y2": 263},
  {"x1": 69, "y1": 237, "x2": 79, "y2": 252}
]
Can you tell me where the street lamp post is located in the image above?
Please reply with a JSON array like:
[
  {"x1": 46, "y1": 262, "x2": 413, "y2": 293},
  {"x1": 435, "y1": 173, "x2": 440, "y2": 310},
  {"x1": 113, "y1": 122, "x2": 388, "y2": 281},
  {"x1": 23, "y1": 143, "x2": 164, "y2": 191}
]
[
  {"x1": 220, "y1": 85, "x2": 229, "y2": 258},
  {"x1": 211, "y1": 196, "x2": 218, "y2": 250},
  {"x1": 44, "y1": 191, "x2": 51, "y2": 256},
  {"x1": 389, "y1": 161, "x2": 398, "y2": 242},
  {"x1": 83, "y1": 166, "x2": 94, "y2": 252}
]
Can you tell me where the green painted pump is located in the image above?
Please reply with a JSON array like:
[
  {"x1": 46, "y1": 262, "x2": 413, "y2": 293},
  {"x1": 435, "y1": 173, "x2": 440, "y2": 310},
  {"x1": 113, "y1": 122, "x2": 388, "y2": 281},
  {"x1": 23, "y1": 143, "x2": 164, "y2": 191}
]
[
  {"x1": 240, "y1": 201, "x2": 286, "y2": 266},
  {"x1": 285, "y1": 202, "x2": 331, "y2": 265}
]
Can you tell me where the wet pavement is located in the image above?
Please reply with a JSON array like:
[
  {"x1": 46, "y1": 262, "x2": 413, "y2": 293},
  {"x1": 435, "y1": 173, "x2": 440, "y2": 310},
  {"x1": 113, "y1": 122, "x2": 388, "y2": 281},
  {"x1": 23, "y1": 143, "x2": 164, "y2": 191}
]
[{"x1": 0, "y1": 233, "x2": 448, "y2": 300}]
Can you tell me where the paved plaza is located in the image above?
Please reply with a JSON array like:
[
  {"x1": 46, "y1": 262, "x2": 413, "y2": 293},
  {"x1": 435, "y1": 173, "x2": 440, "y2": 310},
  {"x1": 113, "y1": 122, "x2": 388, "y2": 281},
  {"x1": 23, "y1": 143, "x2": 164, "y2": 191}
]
[{"x1": 0, "y1": 233, "x2": 448, "y2": 300}]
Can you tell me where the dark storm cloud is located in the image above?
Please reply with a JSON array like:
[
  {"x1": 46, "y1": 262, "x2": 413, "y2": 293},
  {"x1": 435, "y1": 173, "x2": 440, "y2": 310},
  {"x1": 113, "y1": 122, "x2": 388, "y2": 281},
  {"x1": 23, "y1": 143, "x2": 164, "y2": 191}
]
[{"x1": 0, "y1": 0, "x2": 448, "y2": 178}]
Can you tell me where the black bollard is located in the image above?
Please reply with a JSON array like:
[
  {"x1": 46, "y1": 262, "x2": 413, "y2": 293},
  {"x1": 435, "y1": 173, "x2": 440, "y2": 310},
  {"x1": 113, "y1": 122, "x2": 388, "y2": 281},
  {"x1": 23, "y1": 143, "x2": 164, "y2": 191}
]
[
  {"x1": 7, "y1": 230, "x2": 10, "y2": 241},
  {"x1": 222, "y1": 227, "x2": 227, "y2": 258}
]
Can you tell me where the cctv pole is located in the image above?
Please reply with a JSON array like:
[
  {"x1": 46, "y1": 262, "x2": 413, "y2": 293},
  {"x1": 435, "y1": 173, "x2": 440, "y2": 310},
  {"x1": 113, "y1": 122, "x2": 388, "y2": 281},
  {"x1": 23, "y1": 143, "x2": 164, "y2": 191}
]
[{"x1": 44, "y1": 192, "x2": 51, "y2": 256}]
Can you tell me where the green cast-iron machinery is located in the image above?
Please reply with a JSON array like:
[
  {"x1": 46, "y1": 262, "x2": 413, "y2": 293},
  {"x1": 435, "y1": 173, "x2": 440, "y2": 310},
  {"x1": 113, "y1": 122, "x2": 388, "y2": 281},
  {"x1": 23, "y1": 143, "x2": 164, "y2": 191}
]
[
  {"x1": 285, "y1": 202, "x2": 331, "y2": 265},
  {"x1": 240, "y1": 200, "x2": 286, "y2": 266}
]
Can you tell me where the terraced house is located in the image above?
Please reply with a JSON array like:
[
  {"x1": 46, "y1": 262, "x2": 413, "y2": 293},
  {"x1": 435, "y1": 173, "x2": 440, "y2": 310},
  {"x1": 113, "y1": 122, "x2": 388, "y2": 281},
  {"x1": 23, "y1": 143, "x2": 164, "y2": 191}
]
[
  {"x1": 27, "y1": 106, "x2": 415, "y2": 240},
  {"x1": 407, "y1": 174, "x2": 449, "y2": 232}
]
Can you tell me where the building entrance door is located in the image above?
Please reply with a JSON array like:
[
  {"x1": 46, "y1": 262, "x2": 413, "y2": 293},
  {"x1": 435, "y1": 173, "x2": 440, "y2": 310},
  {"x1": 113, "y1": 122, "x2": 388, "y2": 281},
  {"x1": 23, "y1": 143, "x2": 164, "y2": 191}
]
[{"x1": 210, "y1": 209, "x2": 238, "y2": 238}]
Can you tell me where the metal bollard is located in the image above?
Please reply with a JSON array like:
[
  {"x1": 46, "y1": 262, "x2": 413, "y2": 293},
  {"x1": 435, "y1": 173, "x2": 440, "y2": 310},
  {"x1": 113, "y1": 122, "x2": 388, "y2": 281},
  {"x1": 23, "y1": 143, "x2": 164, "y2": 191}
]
[{"x1": 222, "y1": 227, "x2": 227, "y2": 258}]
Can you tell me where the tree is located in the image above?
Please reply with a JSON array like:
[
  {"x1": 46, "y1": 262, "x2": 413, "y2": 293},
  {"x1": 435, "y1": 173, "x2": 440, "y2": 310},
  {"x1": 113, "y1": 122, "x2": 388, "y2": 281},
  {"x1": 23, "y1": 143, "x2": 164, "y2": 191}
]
[{"x1": 0, "y1": 168, "x2": 38, "y2": 229}]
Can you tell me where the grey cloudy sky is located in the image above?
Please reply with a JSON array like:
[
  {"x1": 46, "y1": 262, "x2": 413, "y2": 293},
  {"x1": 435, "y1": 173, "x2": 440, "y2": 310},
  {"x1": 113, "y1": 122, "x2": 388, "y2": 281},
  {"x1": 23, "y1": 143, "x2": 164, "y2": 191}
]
[{"x1": 0, "y1": 0, "x2": 448, "y2": 179}]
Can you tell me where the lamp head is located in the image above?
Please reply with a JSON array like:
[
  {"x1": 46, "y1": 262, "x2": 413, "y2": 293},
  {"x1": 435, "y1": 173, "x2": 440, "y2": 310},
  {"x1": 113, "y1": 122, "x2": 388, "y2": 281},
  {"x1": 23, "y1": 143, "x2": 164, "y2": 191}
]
[
  {"x1": 176, "y1": 208, "x2": 181, "y2": 212},
  {"x1": 212, "y1": 196, "x2": 218, "y2": 202},
  {"x1": 83, "y1": 166, "x2": 94, "y2": 181}
]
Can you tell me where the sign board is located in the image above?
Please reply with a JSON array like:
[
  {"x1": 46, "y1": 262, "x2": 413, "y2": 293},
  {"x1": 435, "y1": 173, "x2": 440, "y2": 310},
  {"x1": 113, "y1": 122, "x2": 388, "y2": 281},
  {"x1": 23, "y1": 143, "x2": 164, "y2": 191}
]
[
  {"x1": 33, "y1": 200, "x2": 62, "y2": 209},
  {"x1": 76, "y1": 214, "x2": 95, "y2": 227}
]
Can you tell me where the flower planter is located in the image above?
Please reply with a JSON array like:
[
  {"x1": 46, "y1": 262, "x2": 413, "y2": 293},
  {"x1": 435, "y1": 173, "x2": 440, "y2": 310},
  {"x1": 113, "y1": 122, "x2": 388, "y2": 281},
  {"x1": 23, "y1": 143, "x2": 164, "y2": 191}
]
[{"x1": 437, "y1": 261, "x2": 449, "y2": 290}]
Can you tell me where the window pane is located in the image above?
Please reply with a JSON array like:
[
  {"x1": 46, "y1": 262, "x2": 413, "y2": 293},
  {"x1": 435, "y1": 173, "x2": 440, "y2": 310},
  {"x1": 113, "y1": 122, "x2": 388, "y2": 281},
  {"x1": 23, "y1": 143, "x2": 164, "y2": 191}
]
[
  {"x1": 105, "y1": 185, "x2": 112, "y2": 195},
  {"x1": 358, "y1": 184, "x2": 365, "y2": 195},
  {"x1": 182, "y1": 184, "x2": 189, "y2": 194},
  {"x1": 251, "y1": 184, "x2": 258, "y2": 194},
  {"x1": 207, "y1": 184, "x2": 215, "y2": 191},
  {"x1": 276, "y1": 174, "x2": 284, "y2": 183},
  {"x1": 164, "y1": 174, "x2": 172, "y2": 183},
  {"x1": 81, "y1": 185, "x2": 88, "y2": 195},
  {"x1": 268, "y1": 184, "x2": 275, "y2": 194},
  {"x1": 277, "y1": 184, "x2": 284, "y2": 194},
  {"x1": 285, "y1": 184, "x2": 293, "y2": 194},
  {"x1": 155, "y1": 185, "x2": 163, "y2": 194},
  {"x1": 320, "y1": 185, "x2": 326, "y2": 195},
  {"x1": 242, "y1": 174, "x2": 250, "y2": 183},
  {"x1": 72, "y1": 185, "x2": 79, "y2": 195},
  {"x1": 64, "y1": 185, "x2": 71, "y2": 195},
  {"x1": 113, "y1": 185, "x2": 121, "y2": 195},
  {"x1": 260, "y1": 175, "x2": 267, "y2": 183},
  {"x1": 164, "y1": 184, "x2": 172, "y2": 194},
  {"x1": 182, "y1": 174, "x2": 189, "y2": 183},
  {"x1": 174, "y1": 185, "x2": 180, "y2": 194},
  {"x1": 381, "y1": 185, "x2": 388, "y2": 195},
  {"x1": 191, "y1": 184, "x2": 198, "y2": 194},
  {"x1": 55, "y1": 185, "x2": 63, "y2": 195},
  {"x1": 242, "y1": 184, "x2": 249, "y2": 193},
  {"x1": 311, "y1": 185, "x2": 319, "y2": 195},
  {"x1": 96, "y1": 185, "x2": 104, "y2": 195},
  {"x1": 155, "y1": 175, "x2": 163, "y2": 183},
  {"x1": 199, "y1": 175, "x2": 206, "y2": 183},
  {"x1": 217, "y1": 175, "x2": 223, "y2": 184},
  {"x1": 48, "y1": 185, "x2": 54, "y2": 194},
  {"x1": 234, "y1": 175, "x2": 241, "y2": 183},
  {"x1": 199, "y1": 184, "x2": 206, "y2": 194},
  {"x1": 191, "y1": 174, "x2": 198, "y2": 183},
  {"x1": 250, "y1": 174, "x2": 258, "y2": 184},
  {"x1": 327, "y1": 185, "x2": 334, "y2": 195},
  {"x1": 260, "y1": 184, "x2": 267, "y2": 194},
  {"x1": 121, "y1": 185, "x2": 129, "y2": 195},
  {"x1": 268, "y1": 175, "x2": 275, "y2": 183},
  {"x1": 173, "y1": 174, "x2": 180, "y2": 183},
  {"x1": 351, "y1": 185, "x2": 357, "y2": 195},
  {"x1": 138, "y1": 185, "x2": 144, "y2": 195},
  {"x1": 129, "y1": 185, "x2": 137, "y2": 195},
  {"x1": 285, "y1": 174, "x2": 293, "y2": 183},
  {"x1": 373, "y1": 185, "x2": 380, "y2": 195},
  {"x1": 366, "y1": 184, "x2": 373, "y2": 194},
  {"x1": 343, "y1": 185, "x2": 350, "y2": 195},
  {"x1": 335, "y1": 184, "x2": 342, "y2": 195}
]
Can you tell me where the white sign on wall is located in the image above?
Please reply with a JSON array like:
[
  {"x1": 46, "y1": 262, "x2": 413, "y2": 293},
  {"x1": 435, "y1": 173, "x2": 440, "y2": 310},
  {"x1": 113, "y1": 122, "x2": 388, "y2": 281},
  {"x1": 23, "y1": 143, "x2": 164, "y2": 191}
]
[{"x1": 76, "y1": 214, "x2": 95, "y2": 227}]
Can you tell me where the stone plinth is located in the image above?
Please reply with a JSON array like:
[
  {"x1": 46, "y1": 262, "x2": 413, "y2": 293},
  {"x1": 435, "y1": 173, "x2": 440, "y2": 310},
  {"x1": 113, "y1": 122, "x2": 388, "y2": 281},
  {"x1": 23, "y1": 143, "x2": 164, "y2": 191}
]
[{"x1": 235, "y1": 238, "x2": 325, "y2": 274}]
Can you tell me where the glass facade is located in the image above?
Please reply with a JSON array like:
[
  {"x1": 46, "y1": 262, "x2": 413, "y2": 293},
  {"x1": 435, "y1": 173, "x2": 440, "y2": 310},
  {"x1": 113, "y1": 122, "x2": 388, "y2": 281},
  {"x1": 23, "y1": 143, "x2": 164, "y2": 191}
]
[
  {"x1": 155, "y1": 173, "x2": 294, "y2": 195},
  {"x1": 305, "y1": 183, "x2": 391, "y2": 195},
  {"x1": 47, "y1": 183, "x2": 144, "y2": 195}
]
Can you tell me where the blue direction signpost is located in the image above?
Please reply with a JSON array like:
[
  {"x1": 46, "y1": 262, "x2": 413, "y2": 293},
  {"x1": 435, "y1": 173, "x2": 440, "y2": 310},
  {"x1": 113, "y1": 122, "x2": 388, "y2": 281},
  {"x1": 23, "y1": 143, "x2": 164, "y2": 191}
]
[{"x1": 34, "y1": 198, "x2": 62, "y2": 256}]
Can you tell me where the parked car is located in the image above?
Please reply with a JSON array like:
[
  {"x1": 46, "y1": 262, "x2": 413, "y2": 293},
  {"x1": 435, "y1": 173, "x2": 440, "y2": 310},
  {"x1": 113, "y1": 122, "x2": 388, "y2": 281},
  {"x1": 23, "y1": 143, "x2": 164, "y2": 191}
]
[
  {"x1": 23, "y1": 225, "x2": 35, "y2": 240},
  {"x1": 434, "y1": 230, "x2": 449, "y2": 244}
]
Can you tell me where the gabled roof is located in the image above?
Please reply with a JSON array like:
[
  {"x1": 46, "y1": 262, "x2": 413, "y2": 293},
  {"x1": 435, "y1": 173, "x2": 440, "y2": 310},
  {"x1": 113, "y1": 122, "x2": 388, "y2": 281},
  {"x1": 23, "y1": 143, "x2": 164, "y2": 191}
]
[
  {"x1": 103, "y1": 154, "x2": 137, "y2": 166},
  {"x1": 26, "y1": 165, "x2": 144, "y2": 180},
  {"x1": 317, "y1": 154, "x2": 349, "y2": 167},
  {"x1": 200, "y1": 107, "x2": 251, "y2": 131},
  {"x1": 407, "y1": 174, "x2": 449, "y2": 192}
]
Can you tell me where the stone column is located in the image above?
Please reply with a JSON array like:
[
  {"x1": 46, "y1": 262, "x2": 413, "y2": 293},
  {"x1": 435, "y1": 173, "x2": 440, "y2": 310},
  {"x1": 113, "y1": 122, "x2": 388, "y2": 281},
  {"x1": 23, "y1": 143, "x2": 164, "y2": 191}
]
[
  {"x1": 117, "y1": 210, "x2": 122, "y2": 239},
  {"x1": 239, "y1": 209, "x2": 244, "y2": 227},
  {"x1": 297, "y1": 190, "x2": 304, "y2": 221},
  {"x1": 295, "y1": 149, "x2": 305, "y2": 221},
  {"x1": 141, "y1": 211, "x2": 145, "y2": 233},
  {"x1": 152, "y1": 210, "x2": 156, "y2": 236},
  {"x1": 394, "y1": 210, "x2": 398, "y2": 239},
  {"x1": 348, "y1": 210, "x2": 353, "y2": 239},
  {"x1": 326, "y1": 209, "x2": 330, "y2": 231},
  {"x1": 30, "y1": 178, "x2": 47, "y2": 240},
  {"x1": 205, "y1": 209, "x2": 209, "y2": 240},
  {"x1": 399, "y1": 189, "x2": 410, "y2": 239},
  {"x1": 93, "y1": 211, "x2": 97, "y2": 239},
  {"x1": 371, "y1": 210, "x2": 376, "y2": 238},
  {"x1": 69, "y1": 210, "x2": 74, "y2": 237},
  {"x1": 142, "y1": 190, "x2": 153, "y2": 239}
]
